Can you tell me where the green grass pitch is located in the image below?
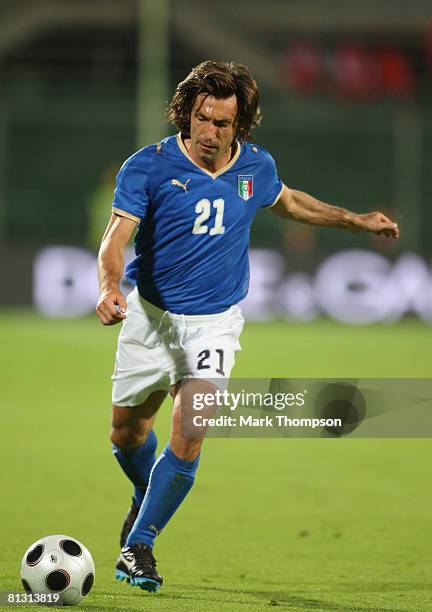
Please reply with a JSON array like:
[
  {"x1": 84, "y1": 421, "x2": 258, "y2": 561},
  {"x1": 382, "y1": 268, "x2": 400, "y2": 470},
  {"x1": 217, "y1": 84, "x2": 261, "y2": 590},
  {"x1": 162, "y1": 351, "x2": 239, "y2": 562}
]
[{"x1": 1, "y1": 312, "x2": 431, "y2": 611}]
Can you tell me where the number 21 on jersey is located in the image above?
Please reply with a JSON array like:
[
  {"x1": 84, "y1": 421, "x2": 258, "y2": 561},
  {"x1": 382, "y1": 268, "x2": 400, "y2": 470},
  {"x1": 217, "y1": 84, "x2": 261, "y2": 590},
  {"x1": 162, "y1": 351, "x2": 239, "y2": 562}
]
[{"x1": 192, "y1": 198, "x2": 225, "y2": 235}]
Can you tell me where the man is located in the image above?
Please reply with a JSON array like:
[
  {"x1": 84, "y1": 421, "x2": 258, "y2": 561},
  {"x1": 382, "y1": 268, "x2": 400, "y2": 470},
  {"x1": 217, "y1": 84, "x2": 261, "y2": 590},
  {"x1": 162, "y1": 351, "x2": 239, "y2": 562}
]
[{"x1": 96, "y1": 60, "x2": 399, "y2": 593}]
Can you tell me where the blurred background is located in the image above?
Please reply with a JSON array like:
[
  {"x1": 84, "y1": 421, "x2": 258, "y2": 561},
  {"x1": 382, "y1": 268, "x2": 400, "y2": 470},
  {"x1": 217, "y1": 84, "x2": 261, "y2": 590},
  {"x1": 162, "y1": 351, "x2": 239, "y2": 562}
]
[{"x1": 1, "y1": 0, "x2": 432, "y2": 324}]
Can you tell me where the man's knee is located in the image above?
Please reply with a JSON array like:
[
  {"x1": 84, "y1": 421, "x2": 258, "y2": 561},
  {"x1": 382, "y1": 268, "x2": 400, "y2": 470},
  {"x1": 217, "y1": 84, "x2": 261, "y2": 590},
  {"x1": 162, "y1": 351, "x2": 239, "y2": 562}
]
[
  {"x1": 110, "y1": 423, "x2": 149, "y2": 451},
  {"x1": 110, "y1": 395, "x2": 163, "y2": 451}
]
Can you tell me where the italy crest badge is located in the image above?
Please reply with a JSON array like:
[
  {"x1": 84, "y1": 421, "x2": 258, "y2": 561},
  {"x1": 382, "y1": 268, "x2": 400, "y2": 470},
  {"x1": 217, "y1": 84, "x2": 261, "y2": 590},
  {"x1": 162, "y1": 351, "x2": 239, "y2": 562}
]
[{"x1": 238, "y1": 175, "x2": 253, "y2": 201}]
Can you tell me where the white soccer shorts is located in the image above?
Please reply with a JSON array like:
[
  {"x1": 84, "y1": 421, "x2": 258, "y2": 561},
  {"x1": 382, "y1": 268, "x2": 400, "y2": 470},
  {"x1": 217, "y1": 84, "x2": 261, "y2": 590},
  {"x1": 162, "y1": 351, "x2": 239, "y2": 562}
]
[{"x1": 111, "y1": 288, "x2": 245, "y2": 407}]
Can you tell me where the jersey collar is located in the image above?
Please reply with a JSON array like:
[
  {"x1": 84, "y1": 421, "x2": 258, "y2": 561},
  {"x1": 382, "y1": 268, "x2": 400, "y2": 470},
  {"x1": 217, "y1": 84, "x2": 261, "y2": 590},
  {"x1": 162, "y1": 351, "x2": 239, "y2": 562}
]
[{"x1": 176, "y1": 133, "x2": 241, "y2": 179}]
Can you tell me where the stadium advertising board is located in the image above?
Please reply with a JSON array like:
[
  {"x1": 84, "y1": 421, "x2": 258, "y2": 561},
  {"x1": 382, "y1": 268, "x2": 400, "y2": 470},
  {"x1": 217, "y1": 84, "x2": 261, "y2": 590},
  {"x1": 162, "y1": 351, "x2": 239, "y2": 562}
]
[{"x1": 33, "y1": 246, "x2": 432, "y2": 324}]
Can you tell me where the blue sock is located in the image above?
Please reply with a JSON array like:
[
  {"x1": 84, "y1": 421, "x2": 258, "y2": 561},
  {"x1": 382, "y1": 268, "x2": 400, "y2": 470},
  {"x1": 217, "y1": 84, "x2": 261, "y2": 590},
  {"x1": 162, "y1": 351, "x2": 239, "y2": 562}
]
[
  {"x1": 112, "y1": 430, "x2": 158, "y2": 506},
  {"x1": 126, "y1": 444, "x2": 200, "y2": 549}
]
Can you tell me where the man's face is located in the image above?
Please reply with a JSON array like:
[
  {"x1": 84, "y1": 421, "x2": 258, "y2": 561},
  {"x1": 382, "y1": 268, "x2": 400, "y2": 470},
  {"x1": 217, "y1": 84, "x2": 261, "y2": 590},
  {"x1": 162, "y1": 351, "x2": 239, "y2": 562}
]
[{"x1": 189, "y1": 94, "x2": 237, "y2": 164}]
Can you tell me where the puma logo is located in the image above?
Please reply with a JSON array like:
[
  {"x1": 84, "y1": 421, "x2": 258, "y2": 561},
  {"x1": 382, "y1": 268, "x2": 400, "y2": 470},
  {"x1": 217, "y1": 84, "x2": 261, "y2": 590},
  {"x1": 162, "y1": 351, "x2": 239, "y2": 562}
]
[{"x1": 171, "y1": 178, "x2": 190, "y2": 192}]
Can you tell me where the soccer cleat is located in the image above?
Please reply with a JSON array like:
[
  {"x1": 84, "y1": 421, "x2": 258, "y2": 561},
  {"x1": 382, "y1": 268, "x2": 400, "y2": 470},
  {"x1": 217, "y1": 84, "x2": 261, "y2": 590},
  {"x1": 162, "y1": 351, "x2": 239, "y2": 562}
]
[
  {"x1": 119, "y1": 497, "x2": 141, "y2": 549},
  {"x1": 115, "y1": 542, "x2": 163, "y2": 592}
]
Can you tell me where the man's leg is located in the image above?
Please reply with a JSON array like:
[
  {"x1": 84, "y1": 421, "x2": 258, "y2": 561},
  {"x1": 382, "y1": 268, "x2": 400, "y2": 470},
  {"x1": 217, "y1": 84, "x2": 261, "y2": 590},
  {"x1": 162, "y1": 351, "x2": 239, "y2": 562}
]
[
  {"x1": 110, "y1": 390, "x2": 167, "y2": 545},
  {"x1": 125, "y1": 380, "x2": 207, "y2": 550}
]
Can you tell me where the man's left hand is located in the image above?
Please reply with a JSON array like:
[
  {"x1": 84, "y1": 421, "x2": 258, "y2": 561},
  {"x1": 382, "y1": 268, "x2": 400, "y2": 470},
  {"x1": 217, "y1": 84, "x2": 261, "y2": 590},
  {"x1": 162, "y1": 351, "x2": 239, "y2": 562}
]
[{"x1": 355, "y1": 212, "x2": 400, "y2": 238}]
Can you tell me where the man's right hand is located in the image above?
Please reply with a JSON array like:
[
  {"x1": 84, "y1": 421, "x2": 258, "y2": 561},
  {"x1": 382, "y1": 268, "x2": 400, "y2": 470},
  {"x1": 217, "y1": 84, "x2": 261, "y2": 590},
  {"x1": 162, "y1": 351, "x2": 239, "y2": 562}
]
[{"x1": 96, "y1": 288, "x2": 127, "y2": 326}]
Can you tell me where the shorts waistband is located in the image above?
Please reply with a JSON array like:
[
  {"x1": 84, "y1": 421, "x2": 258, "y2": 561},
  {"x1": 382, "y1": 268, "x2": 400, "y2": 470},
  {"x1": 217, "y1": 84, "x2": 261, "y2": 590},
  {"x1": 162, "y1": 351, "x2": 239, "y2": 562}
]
[{"x1": 135, "y1": 290, "x2": 237, "y2": 324}]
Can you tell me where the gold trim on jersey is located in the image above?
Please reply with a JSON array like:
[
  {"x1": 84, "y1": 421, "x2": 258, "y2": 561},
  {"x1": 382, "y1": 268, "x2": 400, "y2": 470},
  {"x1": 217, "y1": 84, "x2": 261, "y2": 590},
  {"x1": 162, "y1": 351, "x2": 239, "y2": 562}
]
[
  {"x1": 176, "y1": 133, "x2": 241, "y2": 180},
  {"x1": 265, "y1": 184, "x2": 284, "y2": 208},
  {"x1": 113, "y1": 207, "x2": 141, "y2": 223}
]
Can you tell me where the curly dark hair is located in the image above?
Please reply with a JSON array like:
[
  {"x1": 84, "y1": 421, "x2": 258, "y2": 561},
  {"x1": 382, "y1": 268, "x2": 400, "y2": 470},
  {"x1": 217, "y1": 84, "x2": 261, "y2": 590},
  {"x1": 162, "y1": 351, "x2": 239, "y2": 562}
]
[{"x1": 166, "y1": 60, "x2": 262, "y2": 142}]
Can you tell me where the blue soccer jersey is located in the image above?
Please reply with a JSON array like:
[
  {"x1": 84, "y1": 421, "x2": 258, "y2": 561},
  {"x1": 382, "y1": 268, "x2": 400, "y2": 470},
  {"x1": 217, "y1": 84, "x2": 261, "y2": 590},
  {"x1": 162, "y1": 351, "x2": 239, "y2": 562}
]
[{"x1": 112, "y1": 133, "x2": 283, "y2": 314}]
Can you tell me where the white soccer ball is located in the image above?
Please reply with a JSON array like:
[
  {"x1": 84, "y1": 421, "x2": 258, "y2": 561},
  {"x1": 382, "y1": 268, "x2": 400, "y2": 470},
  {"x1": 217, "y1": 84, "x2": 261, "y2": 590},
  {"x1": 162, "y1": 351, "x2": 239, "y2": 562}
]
[{"x1": 20, "y1": 535, "x2": 95, "y2": 606}]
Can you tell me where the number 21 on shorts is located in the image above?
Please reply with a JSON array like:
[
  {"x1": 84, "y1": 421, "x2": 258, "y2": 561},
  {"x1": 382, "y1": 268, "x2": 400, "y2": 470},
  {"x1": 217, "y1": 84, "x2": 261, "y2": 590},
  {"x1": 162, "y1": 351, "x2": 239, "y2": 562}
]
[{"x1": 197, "y1": 349, "x2": 225, "y2": 376}]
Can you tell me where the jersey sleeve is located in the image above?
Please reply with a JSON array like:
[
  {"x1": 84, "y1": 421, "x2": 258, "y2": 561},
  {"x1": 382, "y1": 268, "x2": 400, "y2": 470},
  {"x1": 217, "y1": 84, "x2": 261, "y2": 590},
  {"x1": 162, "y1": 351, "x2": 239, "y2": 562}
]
[
  {"x1": 112, "y1": 149, "x2": 153, "y2": 223},
  {"x1": 260, "y1": 150, "x2": 284, "y2": 208}
]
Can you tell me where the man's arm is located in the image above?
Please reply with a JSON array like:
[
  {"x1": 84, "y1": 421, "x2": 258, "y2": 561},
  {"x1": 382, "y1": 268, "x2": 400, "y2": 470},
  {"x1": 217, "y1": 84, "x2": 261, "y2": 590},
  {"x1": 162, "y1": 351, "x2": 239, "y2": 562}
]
[
  {"x1": 96, "y1": 213, "x2": 137, "y2": 326},
  {"x1": 269, "y1": 185, "x2": 399, "y2": 238}
]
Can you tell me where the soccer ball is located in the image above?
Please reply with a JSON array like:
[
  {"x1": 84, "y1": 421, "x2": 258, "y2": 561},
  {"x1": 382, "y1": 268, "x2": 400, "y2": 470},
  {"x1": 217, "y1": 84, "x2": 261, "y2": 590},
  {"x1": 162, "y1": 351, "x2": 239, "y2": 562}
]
[{"x1": 20, "y1": 535, "x2": 95, "y2": 606}]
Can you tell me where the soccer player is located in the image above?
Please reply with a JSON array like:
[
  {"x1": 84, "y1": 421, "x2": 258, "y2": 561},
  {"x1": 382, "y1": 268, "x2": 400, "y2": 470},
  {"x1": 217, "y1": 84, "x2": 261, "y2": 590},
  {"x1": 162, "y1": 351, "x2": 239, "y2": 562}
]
[{"x1": 96, "y1": 60, "x2": 399, "y2": 592}]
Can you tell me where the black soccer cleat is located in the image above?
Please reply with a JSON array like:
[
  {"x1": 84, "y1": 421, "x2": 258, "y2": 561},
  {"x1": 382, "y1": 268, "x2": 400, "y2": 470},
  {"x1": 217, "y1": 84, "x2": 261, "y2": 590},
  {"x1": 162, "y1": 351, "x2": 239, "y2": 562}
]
[
  {"x1": 119, "y1": 497, "x2": 141, "y2": 549},
  {"x1": 115, "y1": 542, "x2": 163, "y2": 592}
]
